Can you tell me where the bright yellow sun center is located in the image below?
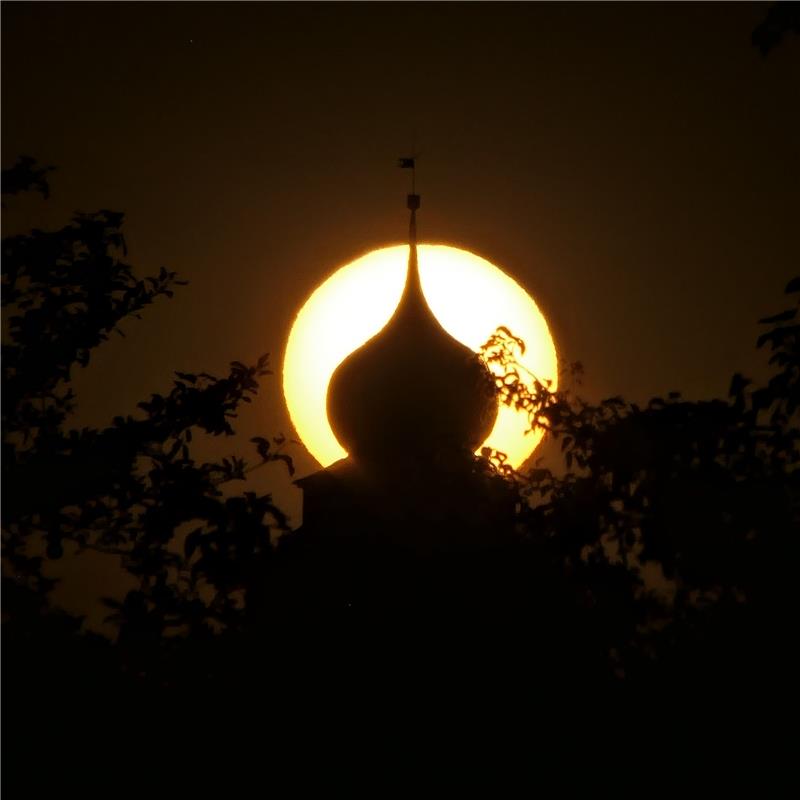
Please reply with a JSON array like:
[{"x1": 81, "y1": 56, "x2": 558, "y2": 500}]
[{"x1": 282, "y1": 244, "x2": 558, "y2": 469}]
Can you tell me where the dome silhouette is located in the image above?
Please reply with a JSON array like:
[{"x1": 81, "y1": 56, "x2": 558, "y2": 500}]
[{"x1": 326, "y1": 195, "x2": 498, "y2": 468}]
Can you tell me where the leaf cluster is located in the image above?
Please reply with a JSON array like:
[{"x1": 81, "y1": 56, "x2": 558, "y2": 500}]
[
  {"x1": 479, "y1": 280, "x2": 799, "y2": 679},
  {"x1": 2, "y1": 159, "x2": 294, "y2": 647}
]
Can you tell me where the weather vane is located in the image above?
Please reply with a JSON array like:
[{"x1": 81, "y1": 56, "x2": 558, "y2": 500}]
[{"x1": 398, "y1": 153, "x2": 419, "y2": 209}]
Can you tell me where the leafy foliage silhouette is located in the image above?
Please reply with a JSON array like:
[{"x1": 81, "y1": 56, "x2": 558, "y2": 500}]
[
  {"x1": 2, "y1": 157, "x2": 294, "y2": 653},
  {"x1": 480, "y1": 291, "x2": 798, "y2": 684},
  {"x1": 752, "y1": 1, "x2": 800, "y2": 55}
]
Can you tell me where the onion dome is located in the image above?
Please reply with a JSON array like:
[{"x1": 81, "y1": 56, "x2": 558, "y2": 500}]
[{"x1": 327, "y1": 194, "x2": 498, "y2": 468}]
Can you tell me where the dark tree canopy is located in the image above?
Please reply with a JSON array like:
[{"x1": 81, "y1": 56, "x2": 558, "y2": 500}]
[
  {"x1": 2, "y1": 157, "x2": 294, "y2": 642},
  {"x1": 2, "y1": 154, "x2": 797, "y2": 794}
]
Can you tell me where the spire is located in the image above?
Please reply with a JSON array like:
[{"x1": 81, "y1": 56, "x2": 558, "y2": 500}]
[
  {"x1": 399, "y1": 156, "x2": 425, "y2": 311},
  {"x1": 408, "y1": 191, "x2": 420, "y2": 248},
  {"x1": 399, "y1": 155, "x2": 420, "y2": 252}
]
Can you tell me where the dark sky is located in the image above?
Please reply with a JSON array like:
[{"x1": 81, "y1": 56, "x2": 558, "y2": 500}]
[{"x1": 3, "y1": 1, "x2": 799, "y2": 536}]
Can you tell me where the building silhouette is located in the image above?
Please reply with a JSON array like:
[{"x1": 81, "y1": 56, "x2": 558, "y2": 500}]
[{"x1": 293, "y1": 180, "x2": 517, "y2": 553}]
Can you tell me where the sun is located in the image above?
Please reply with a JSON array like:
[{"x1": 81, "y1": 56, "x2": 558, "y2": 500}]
[{"x1": 283, "y1": 244, "x2": 557, "y2": 469}]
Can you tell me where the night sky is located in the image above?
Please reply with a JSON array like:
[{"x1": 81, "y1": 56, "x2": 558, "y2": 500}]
[{"x1": 3, "y1": 3, "x2": 799, "y2": 618}]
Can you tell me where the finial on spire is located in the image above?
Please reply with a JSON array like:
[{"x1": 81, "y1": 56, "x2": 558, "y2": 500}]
[
  {"x1": 326, "y1": 156, "x2": 498, "y2": 469},
  {"x1": 398, "y1": 155, "x2": 421, "y2": 260},
  {"x1": 398, "y1": 156, "x2": 420, "y2": 211}
]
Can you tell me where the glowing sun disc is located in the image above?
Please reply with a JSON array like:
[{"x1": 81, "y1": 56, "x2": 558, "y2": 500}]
[{"x1": 283, "y1": 244, "x2": 557, "y2": 469}]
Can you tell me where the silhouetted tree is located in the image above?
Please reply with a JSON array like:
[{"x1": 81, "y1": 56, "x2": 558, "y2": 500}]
[
  {"x1": 3, "y1": 154, "x2": 797, "y2": 793},
  {"x1": 480, "y1": 277, "x2": 798, "y2": 706},
  {"x1": 753, "y1": 1, "x2": 800, "y2": 55},
  {"x1": 2, "y1": 157, "x2": 294, "y2": 657}
]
